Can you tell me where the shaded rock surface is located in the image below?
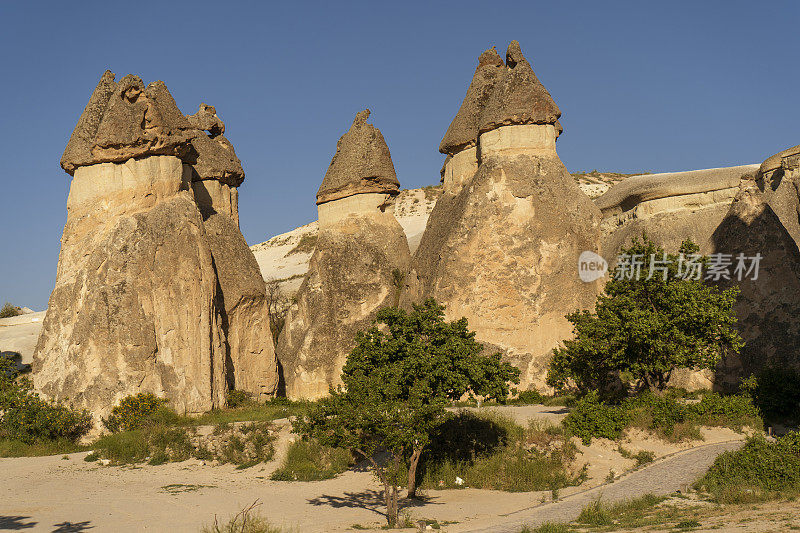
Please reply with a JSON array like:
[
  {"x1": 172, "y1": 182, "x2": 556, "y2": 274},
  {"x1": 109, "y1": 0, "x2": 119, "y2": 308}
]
[
  {"x1": 439, "y1": 48, "x2": 504, "y2": 155},
  {"x1": 711, "y1": 182, "x2": 800, "y2": 385}
]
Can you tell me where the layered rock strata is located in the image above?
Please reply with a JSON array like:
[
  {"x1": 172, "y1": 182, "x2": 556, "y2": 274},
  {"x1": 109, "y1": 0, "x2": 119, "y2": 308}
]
[{"x1": 278, "y1": 110, "x2": 411, "y2": 399}]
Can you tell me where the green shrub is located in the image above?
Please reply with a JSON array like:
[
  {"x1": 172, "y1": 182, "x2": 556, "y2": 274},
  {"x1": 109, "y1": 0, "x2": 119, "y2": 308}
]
[
  {"x1": 226, "y1": 390, "x2": 252, "y2": 408},
  {"x1": 0, "y1": 373, "x2": 91, "y2": 444},
  {"x1": 697, "y1": 431, "x2": 800, "y2": 502},
  {"x1": 0, "y1": 302, "x2": 21, "y2": 318},
  {"x1": 103, "y1": 393, "x2": 168, "y2": 432},
  {"x1": 562, "y1": 392, "x2": 629, "y2": 444},
  {"x1": 270, "y1": 439, "x2": 352, "y2": 481},
  {"x1": 510, "y1": 389, "x2": 546, "y2": 405},
  {"x1": 690, "y1": 392, "x2": 761, "y2": 430},
  {"x1": 741, "y1": 365, "x2": 800, "y2": 421},
  {"x1": 577, "y1": 494, "x2": 665, "y2": 526}
]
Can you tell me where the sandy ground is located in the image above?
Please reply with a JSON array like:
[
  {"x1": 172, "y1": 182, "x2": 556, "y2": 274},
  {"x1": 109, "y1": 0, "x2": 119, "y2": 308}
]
[
  {"x1": 0, "y1": 406, "x2": 752, "y2": 532},
  {"x1": 0, "y1": 311, "x2": 45, "y2": 365}
]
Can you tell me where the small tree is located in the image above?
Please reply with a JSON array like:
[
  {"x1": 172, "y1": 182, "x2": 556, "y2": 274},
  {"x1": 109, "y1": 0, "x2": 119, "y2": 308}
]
[
  {"x1": 548, "y1": 237, "x2": 743, "y2": 393},
  {"x1": 0, "y1": 302, "x2": 20, "y2": 319},
  {"x1": 294, "y1": 299, "x2": 520, "y2": 527},
  {"x1": 264, "y1": 279, "x2": 289, "y2": 345}
]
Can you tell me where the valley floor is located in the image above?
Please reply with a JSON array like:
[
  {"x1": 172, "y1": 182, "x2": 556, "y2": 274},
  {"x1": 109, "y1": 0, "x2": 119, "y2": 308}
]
[{"x1": 0, "y1": 406, "x2": 781, "y2": 533}]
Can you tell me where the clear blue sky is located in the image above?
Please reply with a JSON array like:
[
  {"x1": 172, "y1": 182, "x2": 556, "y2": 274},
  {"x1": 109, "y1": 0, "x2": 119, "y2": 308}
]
[{"x1": 1, "y1": 1, "x2": 797, "y2": 310}]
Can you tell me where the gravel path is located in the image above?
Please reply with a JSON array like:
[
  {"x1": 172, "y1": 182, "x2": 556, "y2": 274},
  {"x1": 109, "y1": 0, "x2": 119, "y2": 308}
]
[{"x1": 458, "y1": 439, "x2": 744, "y2": 533}]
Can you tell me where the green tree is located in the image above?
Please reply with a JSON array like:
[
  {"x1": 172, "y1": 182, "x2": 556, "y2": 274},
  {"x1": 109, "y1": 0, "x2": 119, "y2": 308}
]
[
  {"x1": 548, "y1": 237, "x2": 743, "y2": 393},
  {"x1": 294, "y1": 298, "x2": 520, "y2": 527}
]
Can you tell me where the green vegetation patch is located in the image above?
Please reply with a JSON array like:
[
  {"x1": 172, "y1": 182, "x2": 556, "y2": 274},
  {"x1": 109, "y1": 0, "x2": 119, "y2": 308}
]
[
  {"x1": 270, "y1": 439, "x2": 353, "y2": 481},
  {"x1": 697, "y1": 431, "x2": 800, "y2": 503}
]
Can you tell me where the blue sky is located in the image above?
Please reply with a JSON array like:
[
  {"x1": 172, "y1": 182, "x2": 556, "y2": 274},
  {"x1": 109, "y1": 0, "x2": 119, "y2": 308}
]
[{"x1": 1, "y1": 1, "x2": 798, "y2": 310}]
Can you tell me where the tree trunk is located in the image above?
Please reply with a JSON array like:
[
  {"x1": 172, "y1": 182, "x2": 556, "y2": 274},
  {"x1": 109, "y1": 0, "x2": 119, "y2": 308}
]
[
  {"x1": 386, "y1": 484, "x2": 399, "y2": 527},
  {"x1": 406, "y1": 447, "x2": 423, "y2": 498}
]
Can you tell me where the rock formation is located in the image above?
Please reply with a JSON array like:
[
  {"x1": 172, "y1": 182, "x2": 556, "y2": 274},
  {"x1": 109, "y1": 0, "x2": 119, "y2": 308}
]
[
  {"x1": 597, "y1": 165, "x2": 758, "y2": 262},
  {"x1": 184, "y1": 104, "x2": 279, "y2": 400},
  {"x1": 33, "y1": 71, "x2": 277, "y2": 421},
  {"x1": 755, "y1": 144, "x2": 800, "y2": 249},
  {"x1": 711, "y1": 180, "x2": 800, "y2": 386},
  {"x1": 413, "y1": 42, "x2": 602, "y2": 391},
  {"x1": 277, "y1": 110, "x2": 411, "y2": 399}
]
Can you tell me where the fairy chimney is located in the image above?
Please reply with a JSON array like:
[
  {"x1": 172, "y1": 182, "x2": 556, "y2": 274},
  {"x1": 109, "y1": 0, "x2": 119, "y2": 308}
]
[
  {"x1": 278, "y1": 110, "x2": 411, "y2": 399},
  {"x1": 413, "y1": 42, "x2": 601, "y2": 391},
  {"x1": 438, "y1": 48, "x2": 504, "y2": 194}
]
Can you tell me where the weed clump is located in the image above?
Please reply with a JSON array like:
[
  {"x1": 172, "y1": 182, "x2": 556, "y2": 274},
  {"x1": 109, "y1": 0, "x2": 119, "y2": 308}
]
[{"x1": 270, "y1": 439, "x2": 352, "y2": 481}]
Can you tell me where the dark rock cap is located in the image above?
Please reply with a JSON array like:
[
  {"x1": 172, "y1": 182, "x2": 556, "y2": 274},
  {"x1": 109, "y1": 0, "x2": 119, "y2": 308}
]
[
  {"x1": 184, "y1": 104, "x2": 244, "y2": 187},
  {"x1": 439, "y1": 48, "x2": 504, "y2": 155},
  {"x1": 316, "y1": 110, "x2": 399, "y2": 205},
  {"x1": 61, "y1": 71, "x2": 194, "y2": 174},
  {"x1": 478, "y1": 41, "x2": 561, "y2": 134}
]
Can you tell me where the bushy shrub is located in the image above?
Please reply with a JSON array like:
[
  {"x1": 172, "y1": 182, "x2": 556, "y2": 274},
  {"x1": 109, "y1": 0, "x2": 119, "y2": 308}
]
[
  {"x1": 103, "y1": 392, "x2": 168, "y2": 432},
  {"x1": 0, "y1": 374, "x2": 91, "y2": 444},
  {"x1": 741, "y1": 366, "x2": 800, "y2": 421},
  {"x1": 511, "y1": 389, "x2": 546, "y2": 405},
  {"x1": 690, "y1": 391, "x2": 761, "y2": 430},
  {"x1": 226, "y1": 390, "x2": 252, "y2": 408},
  {"x1": 697, "y1": 431, "x2": 800, "y2": 502},
  {"x1": 563, "y1": 393, "x2": 629, "y2": 444},
  {"x1": 0, "y1": 302, "x2": 21, "y2": 319}
]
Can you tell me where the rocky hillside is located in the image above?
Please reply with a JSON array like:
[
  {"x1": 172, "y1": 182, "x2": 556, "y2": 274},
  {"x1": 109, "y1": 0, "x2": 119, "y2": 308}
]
[{"x1": 250, "y1": 175, "x2": 632, "y2": 296}]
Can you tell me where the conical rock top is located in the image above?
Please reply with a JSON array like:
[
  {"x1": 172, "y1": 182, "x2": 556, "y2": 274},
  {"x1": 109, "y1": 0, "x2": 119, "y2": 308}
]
[
  {"x1": 316, "y1": 109, "x2": 399, "y2": 205},
  {"x1": 439, "y1": 47, "x2": 504, "y2": 155},
  {"x1": 61, "y1": 71, "x2": 194, "y2": 174},
  {"x1": 478, "y1": 41, "x2": 561, "y2": 133}
]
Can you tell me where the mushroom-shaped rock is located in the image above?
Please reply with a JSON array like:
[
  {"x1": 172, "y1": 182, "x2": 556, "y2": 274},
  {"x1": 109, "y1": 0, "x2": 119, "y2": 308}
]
[
  {"x1": 439, "y1": 47, "x2": 504, "y2": 155},
  {"x1": 316, "y1": 110, "x2": 399, "y2": 205},
  {"x1": 478, "y1": 41, "x2": 561, "y2": 133},
  {"x1": 61, "y1": 72, "x2": 194, "y2": 174}
]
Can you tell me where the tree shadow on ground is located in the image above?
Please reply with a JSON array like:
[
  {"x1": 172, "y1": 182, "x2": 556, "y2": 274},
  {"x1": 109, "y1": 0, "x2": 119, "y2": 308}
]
[
  {"x1": 307, "y1": 490, "x2": 435, "y2": 517},
  {"x1": 52, "y1": 521, "x2": 93, "y2": 532},
  {"x1": 0, "y1": 516, "x2": 36, "y2": 530},
  {"x1": 416, "y1": 411, "x2": 509, "y2": 480}
]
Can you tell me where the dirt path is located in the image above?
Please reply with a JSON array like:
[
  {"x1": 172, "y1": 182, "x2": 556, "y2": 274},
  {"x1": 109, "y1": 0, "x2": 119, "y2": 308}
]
[{"x1": 455, "y1": 440, "x2": 745, "y2": 532}]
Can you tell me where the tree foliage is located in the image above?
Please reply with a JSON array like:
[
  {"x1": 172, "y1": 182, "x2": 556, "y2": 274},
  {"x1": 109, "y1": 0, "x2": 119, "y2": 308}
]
[
  {"x1": 294, "y1": 298, "x2": 520, "y2": 526},
  {"x1": 548, "y1": 237, "x2": 743, "y2": 393}
]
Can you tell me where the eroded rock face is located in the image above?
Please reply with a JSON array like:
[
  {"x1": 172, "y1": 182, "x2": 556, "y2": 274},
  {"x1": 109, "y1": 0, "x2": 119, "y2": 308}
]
[
  {"x1": 414, "y1": 42, "x2": 600, "y2": 391},
  {"x1": 756, "y1": 144, "x2": 800, "y2": 249},
  {"x1": 201, "y1": 211, "x2": 279, "y2": 400},
  {"x1": 414, "y1": 151, "x2": 601, "y2": 391},
  {"x1": 278, "y1": 213, "x2": 411, "y2": 399},
  {"x1": 710, "y1": 182, "x2": 800, "y2": 386},
  {"x1": 278, "y1": 110, "x2": 410, "y2": 399},
  {"x1": 35, "y1": 72, "x2": 278, "y2": 421},
  {"x1": 33, "y1": 157, "x2": 227, "y2": 419}
]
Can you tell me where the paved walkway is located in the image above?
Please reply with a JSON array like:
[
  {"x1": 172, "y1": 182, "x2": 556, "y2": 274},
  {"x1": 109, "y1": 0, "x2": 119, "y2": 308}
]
[{"x1": 458, "y1": 439, "x2": 744, "y2": 533}]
